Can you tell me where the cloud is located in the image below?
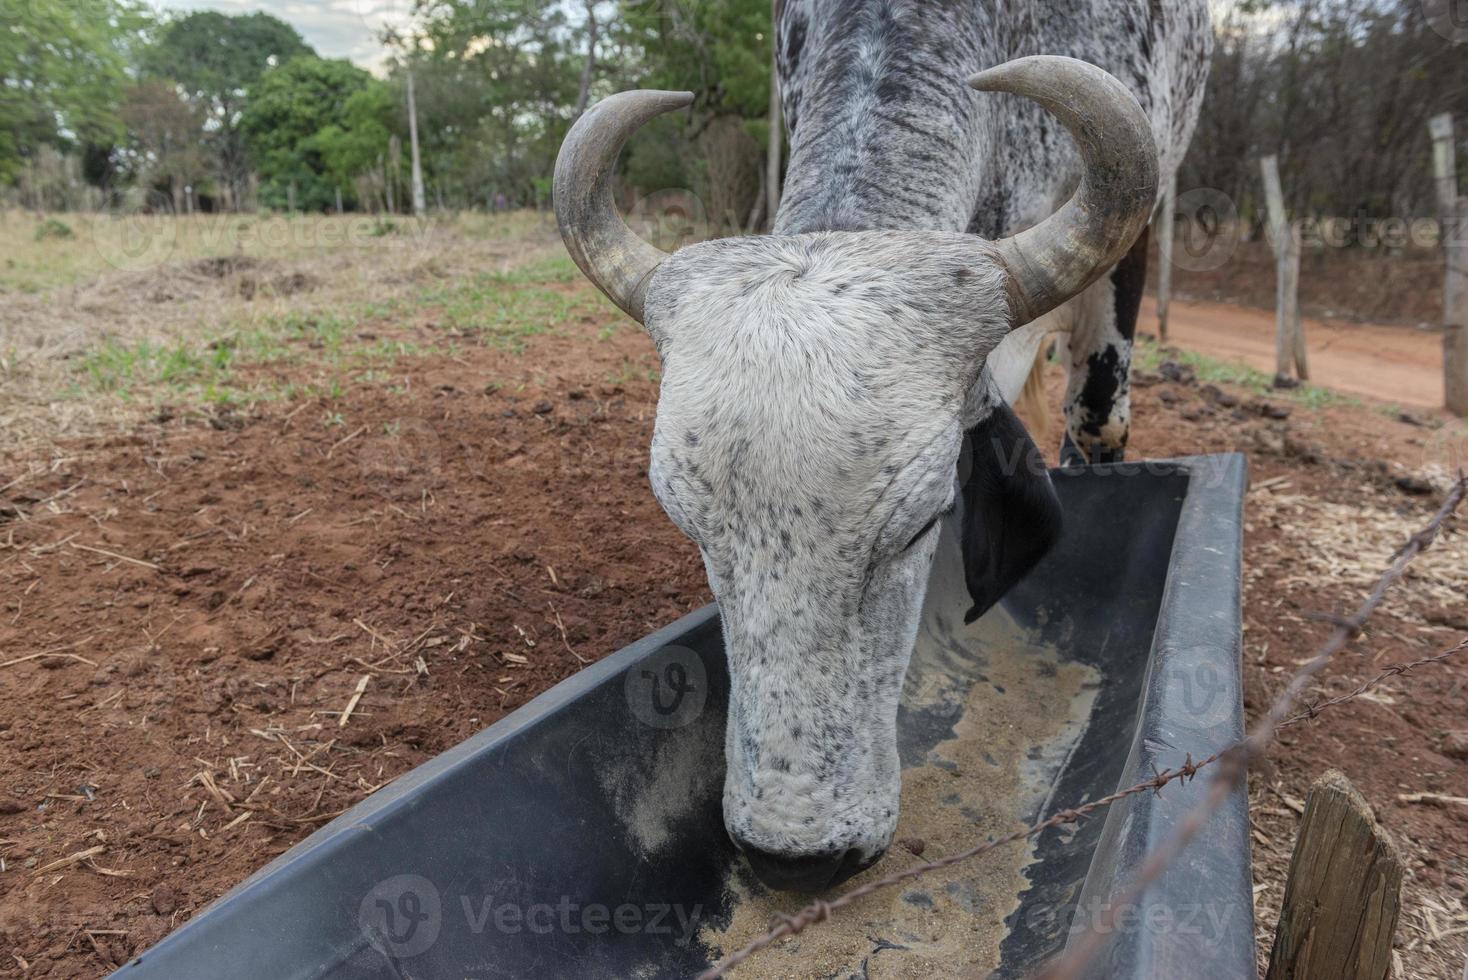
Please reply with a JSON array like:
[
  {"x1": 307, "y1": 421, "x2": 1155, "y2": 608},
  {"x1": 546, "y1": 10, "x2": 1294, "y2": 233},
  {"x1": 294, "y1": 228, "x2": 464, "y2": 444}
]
[{"x1": 152, "y1": 0, "x2": 414, "y2": 70}]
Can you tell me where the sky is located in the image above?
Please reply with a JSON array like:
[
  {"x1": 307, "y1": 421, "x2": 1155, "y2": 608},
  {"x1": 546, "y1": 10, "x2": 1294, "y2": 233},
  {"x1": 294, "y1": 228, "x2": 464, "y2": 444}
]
[{"x1": 152, "y1": 0, "x2": 414, "y2": 70}]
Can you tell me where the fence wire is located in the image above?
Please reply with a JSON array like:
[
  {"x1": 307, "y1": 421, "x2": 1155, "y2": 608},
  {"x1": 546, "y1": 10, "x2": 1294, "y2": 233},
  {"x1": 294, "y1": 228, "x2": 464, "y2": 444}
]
[{"x1": 700, "y1": 472, "x2": 1466, "y2": 980}]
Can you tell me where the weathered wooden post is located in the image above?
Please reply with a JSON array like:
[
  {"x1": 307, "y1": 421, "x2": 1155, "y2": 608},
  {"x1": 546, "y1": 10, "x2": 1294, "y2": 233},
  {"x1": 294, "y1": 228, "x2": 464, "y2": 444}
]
[
  {"x1": 1157, "y1": 172, "x2": 1176, "y2": 341},
  {"x1": 1261, "y1": 155, "x2": 1308, "y2": 384},
  {"x1": 1265, "y1": 770, "x2": 1402, "y2": 980},
  {"x1": 1430, "y1": 113, "x2": 1467, "y2": 416}
]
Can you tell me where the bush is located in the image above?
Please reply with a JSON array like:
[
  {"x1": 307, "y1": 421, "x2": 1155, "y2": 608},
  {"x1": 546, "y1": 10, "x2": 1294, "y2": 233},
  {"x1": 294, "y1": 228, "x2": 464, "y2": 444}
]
[{"x1": 34, "y1": 218, "x2": 75, "y2": 241}]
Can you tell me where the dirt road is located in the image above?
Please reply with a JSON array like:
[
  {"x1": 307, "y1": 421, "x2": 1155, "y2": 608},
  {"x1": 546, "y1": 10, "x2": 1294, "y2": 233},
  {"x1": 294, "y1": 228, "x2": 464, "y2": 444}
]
[{"x1": 1141, "y1": 295, "x2": 1445, "y2": 410}]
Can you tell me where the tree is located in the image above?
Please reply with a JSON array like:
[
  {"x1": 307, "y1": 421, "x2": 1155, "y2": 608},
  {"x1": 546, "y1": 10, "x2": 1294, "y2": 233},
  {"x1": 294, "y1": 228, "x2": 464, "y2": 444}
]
[
  {"x1": 0, "y1": 0, "x2": 152, "y2": 183},
  {"x1": 1180, "y1": 0, "x2": 1468, "y2": 225},
  {"x1": 146, "y1": 11, "x2": 315, "y2": 208},
  {"x1": 402, "y1": 0, "x2": 582, "y2": 206},
  {"x1": 240, "y1": 55, "x2": 380, "y2": 211},
  {"x1": 120, "y1": 78, "x2": 211, "y2": 211},
  {"x1": 121, "y1": 78, "x2": 210, "y2": 211},
  {"x1": 616, "y1": 0, "x2": 776, "y2": 228},
  {"x1": 312, "y1": 83, "x2": 401, "y2": 206}
]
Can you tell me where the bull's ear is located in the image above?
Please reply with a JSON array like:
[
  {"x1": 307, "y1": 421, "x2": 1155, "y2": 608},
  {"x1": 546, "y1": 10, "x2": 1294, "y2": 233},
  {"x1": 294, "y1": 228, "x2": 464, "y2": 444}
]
[{"x1": 959, "y1": 404, "x2": 1063, "y2": 624}]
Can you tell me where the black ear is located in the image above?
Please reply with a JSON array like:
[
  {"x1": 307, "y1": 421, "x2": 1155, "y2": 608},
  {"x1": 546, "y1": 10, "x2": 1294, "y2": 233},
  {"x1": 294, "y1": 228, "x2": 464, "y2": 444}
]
[{"x1": 959, "y1": 405, "x2": 1063, "y2": 624}]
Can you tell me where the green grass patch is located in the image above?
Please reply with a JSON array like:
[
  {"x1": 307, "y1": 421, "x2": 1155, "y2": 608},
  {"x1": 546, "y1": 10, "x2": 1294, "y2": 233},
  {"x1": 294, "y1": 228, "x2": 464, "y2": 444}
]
[
  {"x1": 1134, "y1": 338, "x2": 1356, "y2": 410},
  {"x1": 64, "y1": 239, "x2": 597, "y2": 407},
  {"x1": 80, "y1": 338, "x2": 232, "y2": 394},
  {"x1": 417, "y1": 262, "x2": 601, "y2": 352},
  {"x1": 34, "y1": 218, "x2": 74, "y2": 241}
]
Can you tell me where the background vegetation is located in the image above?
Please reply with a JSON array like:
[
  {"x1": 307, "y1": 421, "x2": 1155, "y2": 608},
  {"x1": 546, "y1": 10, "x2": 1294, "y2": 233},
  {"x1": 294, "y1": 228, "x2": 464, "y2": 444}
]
[{"x1": 2, "y1": 0, "x2": 1465, "y2": 232}]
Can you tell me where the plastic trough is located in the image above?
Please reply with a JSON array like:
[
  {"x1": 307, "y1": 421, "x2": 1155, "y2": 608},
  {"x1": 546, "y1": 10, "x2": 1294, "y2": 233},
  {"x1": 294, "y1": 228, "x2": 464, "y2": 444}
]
[{"x1": 115, "y1": 454, "x2": 1254, "y2": 980}]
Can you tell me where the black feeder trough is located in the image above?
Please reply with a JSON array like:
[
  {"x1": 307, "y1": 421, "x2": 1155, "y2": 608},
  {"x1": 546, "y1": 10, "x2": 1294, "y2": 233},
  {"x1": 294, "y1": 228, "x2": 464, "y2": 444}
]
[{"x1": 114, "y1": 454, "x2": 1255, "y2": 979}]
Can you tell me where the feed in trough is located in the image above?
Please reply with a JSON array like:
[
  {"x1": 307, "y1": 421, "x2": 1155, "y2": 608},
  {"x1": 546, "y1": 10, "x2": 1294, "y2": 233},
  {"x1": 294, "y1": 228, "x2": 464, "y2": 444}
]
[{"x1": 702, "y1": 611, "x2": 1099, "y2": 978}]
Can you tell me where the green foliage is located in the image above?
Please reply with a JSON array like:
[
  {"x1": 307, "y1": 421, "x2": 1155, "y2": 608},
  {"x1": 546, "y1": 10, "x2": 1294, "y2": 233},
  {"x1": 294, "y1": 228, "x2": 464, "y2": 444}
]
[
  {"x1": 620, "y1": 0, "x2": 773, "y2": 118},
  {"x1": 145, "y1": 11, "x2": 316, "y2": 198},
  {"x1": 0, "y1": 0, "x2": 152, "y2": 181},
  {"x1": 1, "y1": 0, "x2": 785, "y2": 220},
  {"x1": 34, "y1": 218, "x2": 75, "y2": 241},
  {"x1": 312, "y1": 84, "x2": 400, "y2": 196},
  {"x1": 404, "y1": 0, "x2": 583, "y2": 205},
  {"x1": 145, "y1": 11, "x2": 314, "y2": 117},
  {"x1": 1133, "y1": 338, "x2": 1352, "y2": 410},
  {"x1": 240, "y1": 56, "x2": 379, "y2": 210}
]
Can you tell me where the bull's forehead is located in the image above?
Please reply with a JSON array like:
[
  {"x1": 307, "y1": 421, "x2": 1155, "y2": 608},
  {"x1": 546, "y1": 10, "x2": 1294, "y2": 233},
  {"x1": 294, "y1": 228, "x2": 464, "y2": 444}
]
[
  {"x1": 642, "y1": 231, "x2": 1005, "y2": 551},
  {"x1": 644, "y1": 230, "x2": 1011, "y2": 437},
  {"x1": 645, "y1": 231, "x2": 1010, "y2": 372}
]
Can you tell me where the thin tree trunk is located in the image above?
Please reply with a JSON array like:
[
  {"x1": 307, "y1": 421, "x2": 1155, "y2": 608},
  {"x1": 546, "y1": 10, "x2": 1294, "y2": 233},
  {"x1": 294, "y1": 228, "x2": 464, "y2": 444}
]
[
  {"x1": 746, "y1": 167, "x2": 767, "y2": 235},
  {"x1": 574, "y1": 1, "x2": 599, "y2": 118},
  {"x1": 407, "y1": 68, "x2": 427, "y2": 218},
  {"x1": 766, "y1": 0, "x2": 782, "y2": 230},
  {"x1": 1157, "y1": 172, "x2": 1176, "y2": 342}
]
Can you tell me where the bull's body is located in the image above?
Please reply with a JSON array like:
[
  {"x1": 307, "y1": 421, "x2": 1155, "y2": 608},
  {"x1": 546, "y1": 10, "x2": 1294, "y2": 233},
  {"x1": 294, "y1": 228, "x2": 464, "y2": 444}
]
[{"x1": 777, "y1": 0, "x2": 1213, "y2": 459}]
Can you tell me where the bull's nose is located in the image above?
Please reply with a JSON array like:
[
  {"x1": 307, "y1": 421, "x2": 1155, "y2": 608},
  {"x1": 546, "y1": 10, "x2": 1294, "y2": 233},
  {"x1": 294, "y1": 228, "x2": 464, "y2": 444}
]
[{"x1": 735, "y1": 843, "x2": 882, "y2": 894}]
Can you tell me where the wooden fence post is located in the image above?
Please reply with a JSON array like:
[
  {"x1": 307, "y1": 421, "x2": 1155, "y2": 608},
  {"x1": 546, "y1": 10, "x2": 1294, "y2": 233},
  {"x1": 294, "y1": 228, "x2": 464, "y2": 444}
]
[
  {"x1": 1261, "y1": 155, "x2": 1308, "y2": 384},
  {"x1": 1265, "y1": 770, "x2": 1402, "y2": 980},
  {"x1": 1157, "y1": 171, "x2": 1176, "y2": 342},
  {"x1": 1430, "y1": 113, "x2": 1467, "y2": 416}
]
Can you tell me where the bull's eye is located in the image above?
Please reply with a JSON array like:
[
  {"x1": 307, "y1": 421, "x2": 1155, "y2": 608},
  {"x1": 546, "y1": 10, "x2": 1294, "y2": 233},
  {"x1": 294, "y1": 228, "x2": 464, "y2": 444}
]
[{"x1": 903, "y1": 515, "x2": 941, "y2": 553}]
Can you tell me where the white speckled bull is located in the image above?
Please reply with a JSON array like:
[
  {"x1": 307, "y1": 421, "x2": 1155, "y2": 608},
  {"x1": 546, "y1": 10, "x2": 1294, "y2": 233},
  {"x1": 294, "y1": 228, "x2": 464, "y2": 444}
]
[{"x1": 554, "y1": 2, "x2": 1210, "y2": 893}]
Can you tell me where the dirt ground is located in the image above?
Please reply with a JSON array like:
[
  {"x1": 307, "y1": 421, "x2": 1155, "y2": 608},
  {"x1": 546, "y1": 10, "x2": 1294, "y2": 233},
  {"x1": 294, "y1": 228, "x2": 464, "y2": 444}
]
[
  {"x1": 1, "y1": 218, "x2": 1466, "y2": 978},
  {"x1": 1140, "y1": 294, "x2": 1447, "y2": 409}
]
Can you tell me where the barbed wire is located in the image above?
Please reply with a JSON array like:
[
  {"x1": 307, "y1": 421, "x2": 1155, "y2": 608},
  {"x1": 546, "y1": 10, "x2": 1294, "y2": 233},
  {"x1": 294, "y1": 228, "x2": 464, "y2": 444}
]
[
  {"x1": 699, "y1": 472, "x2": 1465, "y2": 980},
  {"x1": 1039, "y1": 469, "x2": 1464, "y2": 980}
]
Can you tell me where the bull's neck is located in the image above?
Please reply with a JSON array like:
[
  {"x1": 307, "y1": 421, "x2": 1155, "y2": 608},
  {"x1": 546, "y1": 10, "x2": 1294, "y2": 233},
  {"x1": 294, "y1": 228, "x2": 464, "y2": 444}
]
[{"x1": 773, "y1": 1, "x2": 1001, "y2": 236}]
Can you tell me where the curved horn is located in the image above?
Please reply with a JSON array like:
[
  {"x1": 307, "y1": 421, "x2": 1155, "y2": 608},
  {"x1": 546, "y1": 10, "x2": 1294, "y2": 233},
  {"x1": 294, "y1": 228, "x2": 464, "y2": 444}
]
[
  {"x1": 554, "y1": 90, "x2": 693, "y2": 323},
  {"x1": 970, "y1": 56, "x2": 1158, "y2": 326}
]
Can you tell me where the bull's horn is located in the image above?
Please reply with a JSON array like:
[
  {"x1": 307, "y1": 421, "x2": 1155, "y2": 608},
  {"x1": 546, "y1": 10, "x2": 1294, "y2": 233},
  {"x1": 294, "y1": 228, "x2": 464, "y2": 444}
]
[
  {"x1": 970, "y1": 56, "x2": 1158, "y2": 326},
  {"x1": 553, "y1": 89, "x2": 693, "y2": 323}
]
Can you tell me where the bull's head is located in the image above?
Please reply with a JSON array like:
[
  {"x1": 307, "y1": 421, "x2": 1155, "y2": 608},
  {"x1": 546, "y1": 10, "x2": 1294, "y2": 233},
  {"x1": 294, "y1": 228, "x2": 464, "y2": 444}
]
[{"x1": 554, "y1": 57, "x2": 1157, "y2": 892}]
